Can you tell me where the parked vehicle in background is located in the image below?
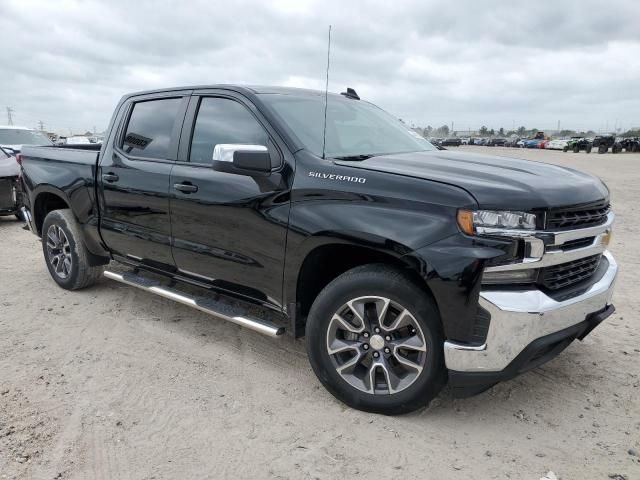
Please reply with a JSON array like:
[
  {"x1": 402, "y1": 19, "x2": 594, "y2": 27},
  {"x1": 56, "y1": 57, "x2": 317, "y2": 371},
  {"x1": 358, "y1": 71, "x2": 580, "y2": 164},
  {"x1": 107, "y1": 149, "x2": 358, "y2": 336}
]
[
  {"x1": 619, "y1": 137, "x2": 640, "y2": 153},
  {"x1": 441, "y1": 137, "x2": 462, "y2": 147},
  {"x1": 524, "y1": 139, "x2": 544, "y2": 148},
  {"x1": 504, "y1": 137, "x2": 520, "y2": 147},
  {"x1": 591, "y1": 135, "x2": 617, "y2": 154},
  {"x1": 546, "y1": 138, "x2": 569, "y2": 150},
  {"x1": 487, "y1": 138, "x2": 506, "y2": 147},
  {"x1": 64, "y1": 136, "x2": 93, "y2": 145},
  {"x1": 516, "y1": 139, "x2": 527, "y2": 148},
  {"x1": 533, "y1": 131, "x2": 545, "y2": 140},
  {"x1": 0, "y1": 126, "x2": 53, "y2": 158},
  {"x1": 473, "y1": 137, "x2": 487, "y2": 146},
  {"x1": 460, "y1": 137, "x2": 470, "y2": 145},
  {"x1": 563, "y1": 137, "x2": 592, "y2": 153},
  {"x1": 0, "y1": 146, "x2": 21, "y2": 219},
  {"x1": 19, "y1": 84, "x2": 618, "y2": 415}
]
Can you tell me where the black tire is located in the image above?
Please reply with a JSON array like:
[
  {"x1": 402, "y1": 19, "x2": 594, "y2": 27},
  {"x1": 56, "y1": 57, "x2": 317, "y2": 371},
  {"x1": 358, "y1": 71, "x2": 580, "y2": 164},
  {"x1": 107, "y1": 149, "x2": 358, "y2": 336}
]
[
  {"x1": 586, "y1": 145, "x2": 592, "y2": 154},
  {"x1": 598, "y1": 145, "x2": 607, "y2": 154},
  {"x1": 563, "y1": 146, "x2": 568, "y2": 152},
  {"x1": 41, "y1": 209, "x2": 104, "y2": 290},
  {"x1": 305, "y1": 264, "x2": 446, "y2": 415},
  {"x1": 573, "y1": 145, "x2": 579, "y2": 153},
  {"x1": 15, "y1": 212, "x2": 22, "y2": 221}
]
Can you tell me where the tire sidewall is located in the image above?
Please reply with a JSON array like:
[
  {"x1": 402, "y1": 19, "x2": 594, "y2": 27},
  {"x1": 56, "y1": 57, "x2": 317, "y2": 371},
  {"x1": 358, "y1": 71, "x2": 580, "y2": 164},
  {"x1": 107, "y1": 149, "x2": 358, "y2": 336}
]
[
  {"x1": 42, "y1": 210, "x2": 82, "y2": 289},
  {"x1": 306, "y1": 267, "x2": 445, "y2": 414}
]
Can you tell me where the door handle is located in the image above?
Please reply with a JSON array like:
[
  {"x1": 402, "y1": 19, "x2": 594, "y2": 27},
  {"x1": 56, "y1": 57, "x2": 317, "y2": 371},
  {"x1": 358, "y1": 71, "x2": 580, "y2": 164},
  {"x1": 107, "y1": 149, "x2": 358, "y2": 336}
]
[
  {"x1": 102, "y1": 172, "x2": 119, "y2": 182},
  {"x1": 174, "y1": 182, "x2": 198, "y2": 193}
]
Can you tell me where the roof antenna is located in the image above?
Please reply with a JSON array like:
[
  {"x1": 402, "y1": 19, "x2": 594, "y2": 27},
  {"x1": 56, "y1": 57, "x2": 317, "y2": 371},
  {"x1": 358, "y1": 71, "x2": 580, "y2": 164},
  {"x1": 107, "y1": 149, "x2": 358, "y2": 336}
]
[{"x1": 321, "y1": 25, "x2": 332, "y2": 160}]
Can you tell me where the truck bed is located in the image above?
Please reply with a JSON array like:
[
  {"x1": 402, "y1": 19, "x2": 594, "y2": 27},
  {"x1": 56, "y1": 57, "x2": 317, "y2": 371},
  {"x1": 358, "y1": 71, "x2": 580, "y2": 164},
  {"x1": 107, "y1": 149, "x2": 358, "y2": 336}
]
[{"x1": 21, "y1": 145, "x2": 101, "y2": 165}]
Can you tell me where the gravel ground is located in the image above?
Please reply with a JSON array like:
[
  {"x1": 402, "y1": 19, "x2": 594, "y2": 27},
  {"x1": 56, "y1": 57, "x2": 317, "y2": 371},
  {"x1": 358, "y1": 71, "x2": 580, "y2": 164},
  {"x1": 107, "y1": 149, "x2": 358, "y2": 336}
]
[{"x1": 0, "y1": 146, "x2": 638, "y2": 480}]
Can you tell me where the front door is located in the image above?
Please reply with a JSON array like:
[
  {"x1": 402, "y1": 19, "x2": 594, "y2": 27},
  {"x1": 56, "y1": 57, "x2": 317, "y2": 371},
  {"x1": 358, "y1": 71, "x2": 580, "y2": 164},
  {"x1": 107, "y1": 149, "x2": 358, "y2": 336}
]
[
  {"x1": 169, "y1": 94, "x2": 292, "y2": 307},
  {"x1": 98, "y1": 94, "x2": 189, "y2": 268}
]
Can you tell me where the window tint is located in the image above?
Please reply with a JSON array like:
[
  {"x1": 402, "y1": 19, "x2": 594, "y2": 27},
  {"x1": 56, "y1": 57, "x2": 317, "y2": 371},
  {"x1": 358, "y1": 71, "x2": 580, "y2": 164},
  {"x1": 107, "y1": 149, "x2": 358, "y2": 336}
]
[
  {"x1": 122, "y1": 98, "x2": 181, "y2": 159},
  {"x1": 0, "y1": 148, "x2": 9, "y2": 160},
  {"x1": 190, "y1": 97, "x2": 269, "y2": 164}
]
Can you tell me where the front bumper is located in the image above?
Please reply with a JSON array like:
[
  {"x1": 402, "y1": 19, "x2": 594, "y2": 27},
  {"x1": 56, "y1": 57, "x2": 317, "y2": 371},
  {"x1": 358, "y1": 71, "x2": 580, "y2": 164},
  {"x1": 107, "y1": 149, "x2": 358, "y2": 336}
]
[{"x1": 445, "y1": 250, "x2": 617, "y2": 396}]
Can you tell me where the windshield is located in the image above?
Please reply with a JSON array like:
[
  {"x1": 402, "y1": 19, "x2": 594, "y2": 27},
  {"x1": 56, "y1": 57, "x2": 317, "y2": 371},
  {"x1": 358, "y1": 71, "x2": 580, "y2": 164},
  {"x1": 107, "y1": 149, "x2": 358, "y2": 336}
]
[
  {"x1": 260, "y1": 94, "x2": 436, "y2": 158},
  {"x1": 0, "y1": 129, "x2": 53, "y2": 146}
]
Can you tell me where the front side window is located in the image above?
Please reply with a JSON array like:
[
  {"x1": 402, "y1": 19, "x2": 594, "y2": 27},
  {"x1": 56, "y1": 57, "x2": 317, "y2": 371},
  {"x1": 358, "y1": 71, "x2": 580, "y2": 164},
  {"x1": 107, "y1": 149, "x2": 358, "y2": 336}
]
[
  {"x1": 190, "y1": 97, "x2": 269, "y2": 164},
  {"x1": 122, "y1": 98, "x2": 181, "y2": 159}
]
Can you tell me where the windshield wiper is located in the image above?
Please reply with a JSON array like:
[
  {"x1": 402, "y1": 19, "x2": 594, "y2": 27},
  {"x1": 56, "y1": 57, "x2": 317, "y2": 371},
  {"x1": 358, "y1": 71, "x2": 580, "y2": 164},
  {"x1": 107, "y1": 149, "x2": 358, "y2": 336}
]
[{"x1": 333, "y1": 154, "x2": 375, "y2": 161}]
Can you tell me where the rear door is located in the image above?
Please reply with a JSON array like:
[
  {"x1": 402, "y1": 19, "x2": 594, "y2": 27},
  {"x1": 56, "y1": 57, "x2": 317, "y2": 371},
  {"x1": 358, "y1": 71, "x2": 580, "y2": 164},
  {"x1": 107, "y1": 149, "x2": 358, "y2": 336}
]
[
  {"x1": 169, "y1": 92, "x2": 293, "y2": 307},
  {"x1": 98, "y1": 92, "x2": 190, "y2": 268}
]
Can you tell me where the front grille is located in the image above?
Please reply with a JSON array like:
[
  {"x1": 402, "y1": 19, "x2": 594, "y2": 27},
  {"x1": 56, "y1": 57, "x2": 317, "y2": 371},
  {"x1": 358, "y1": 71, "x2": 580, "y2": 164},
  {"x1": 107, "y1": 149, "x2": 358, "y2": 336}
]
[
  {"x1": 539, "y1": 254, "x2": 601, "y2": 290},
  {"x1": 546, "y1": 202, "x2": 610, "y2": 230},
  {"x1": 547, "y1": 237, "x2": 595, "y2": 252}
]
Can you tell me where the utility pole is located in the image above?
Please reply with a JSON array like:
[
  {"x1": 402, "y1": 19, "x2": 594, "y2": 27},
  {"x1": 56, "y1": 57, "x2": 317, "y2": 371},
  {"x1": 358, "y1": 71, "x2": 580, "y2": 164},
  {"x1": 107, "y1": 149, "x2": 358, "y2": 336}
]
[
  {"x1": 38, "y1": 120, "x2": 45, "y2": 131},
  {"x1": 6, "y1": 107, "x2": 14, "y2": 125}
]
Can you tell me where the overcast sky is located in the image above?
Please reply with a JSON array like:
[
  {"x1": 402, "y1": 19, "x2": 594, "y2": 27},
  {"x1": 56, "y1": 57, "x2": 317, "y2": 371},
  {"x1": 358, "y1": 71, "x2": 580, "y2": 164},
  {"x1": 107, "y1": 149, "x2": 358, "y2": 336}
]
[{"x1": 2, "y1": 0, "x2": 639, "y2": 135}]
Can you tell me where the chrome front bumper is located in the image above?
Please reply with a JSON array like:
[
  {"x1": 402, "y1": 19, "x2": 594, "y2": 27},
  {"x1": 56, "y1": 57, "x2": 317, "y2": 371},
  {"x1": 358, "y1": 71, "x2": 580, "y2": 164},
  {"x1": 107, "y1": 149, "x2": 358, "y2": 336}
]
[{"x1": 444, "y1": 250, "x2": 617, "y2": 372}]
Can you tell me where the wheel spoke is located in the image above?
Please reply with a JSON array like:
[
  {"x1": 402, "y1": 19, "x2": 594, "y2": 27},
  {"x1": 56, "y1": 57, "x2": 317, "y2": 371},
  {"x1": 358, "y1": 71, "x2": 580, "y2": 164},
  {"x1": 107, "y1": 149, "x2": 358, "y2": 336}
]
[
  {"x1": 336, "y1": 350, "x2": 364, "y2": 375},
  {"x1": 55, "y1": 254, "x2": 65, "y2": 273},
  {"x1": 390, "y1": 334, "x2": 426, "y2": 352},
  {"x1": 63, "y1": 257, "x2": 72, "y2": 275},
  {"x1": 393, "y1": 352, "x2": 423, "y2": 373},
  {"x1": 327, "y1": 337, "x2": 360, "y2": 355},
  {"x1": 47, "y1": 231, "x2": 58, "y2": 247},
  {"x1": 345, "y1": 300, "x2": 367, "y2": 331},
  {"x1": 382, "y1": 308, "x2": 413, "y2": 332},
  {"x1": 378, "y1": 358, "x2": 403, "y2": 393},
  {"x1": 331, "y1": 313, "x2": 364, "y2": 334}
]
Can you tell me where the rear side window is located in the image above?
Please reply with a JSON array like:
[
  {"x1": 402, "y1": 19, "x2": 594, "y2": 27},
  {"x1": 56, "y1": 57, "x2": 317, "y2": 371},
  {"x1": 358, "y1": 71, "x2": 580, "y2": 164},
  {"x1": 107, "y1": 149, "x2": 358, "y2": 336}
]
[
  {"x1": 122, "y1": 98, "x2": 181, "y2": 159},
  {"x1": 190, "y1": 97, "x2": 269, "y2": 164},
  {"x1": 0, "y1": 148, "x2": 9, "y2": 160}
]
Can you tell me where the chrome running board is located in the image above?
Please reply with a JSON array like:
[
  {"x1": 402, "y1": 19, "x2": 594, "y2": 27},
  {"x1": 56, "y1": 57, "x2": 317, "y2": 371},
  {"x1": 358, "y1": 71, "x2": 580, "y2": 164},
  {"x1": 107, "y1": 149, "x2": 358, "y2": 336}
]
[{"x1": 104, "y1": 270, "x2": 285, "y2": 337}]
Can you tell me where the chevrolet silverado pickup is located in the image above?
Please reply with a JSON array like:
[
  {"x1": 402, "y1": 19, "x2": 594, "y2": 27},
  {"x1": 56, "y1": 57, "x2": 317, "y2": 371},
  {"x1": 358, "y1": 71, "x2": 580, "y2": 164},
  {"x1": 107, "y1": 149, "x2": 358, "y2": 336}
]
[{"x1": 20, "y1": 85, "x2": 617, "y2": 414}]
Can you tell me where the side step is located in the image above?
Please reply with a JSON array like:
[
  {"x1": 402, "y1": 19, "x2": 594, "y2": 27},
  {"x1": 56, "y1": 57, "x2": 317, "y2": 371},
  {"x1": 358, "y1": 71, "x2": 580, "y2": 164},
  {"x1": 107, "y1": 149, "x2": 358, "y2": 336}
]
[{"x1": 104, "y1": 270, "x2": 285, "y2": 337}]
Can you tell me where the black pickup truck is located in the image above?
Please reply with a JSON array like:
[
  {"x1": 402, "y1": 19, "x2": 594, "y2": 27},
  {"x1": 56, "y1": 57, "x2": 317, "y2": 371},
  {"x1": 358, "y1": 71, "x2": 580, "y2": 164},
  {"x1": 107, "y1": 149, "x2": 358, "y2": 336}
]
[{"x1": 20, "y1": 85, "x2": 617, "y2": 414}]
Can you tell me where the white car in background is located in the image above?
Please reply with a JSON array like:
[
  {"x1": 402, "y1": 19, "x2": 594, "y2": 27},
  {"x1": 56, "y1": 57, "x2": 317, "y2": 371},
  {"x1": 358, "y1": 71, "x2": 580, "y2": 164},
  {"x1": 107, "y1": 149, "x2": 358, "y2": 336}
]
[
  {"x1": 546, "y1": 138, "x2": 569, "y2": 150},
  {"x1": 0, "y1": 126, "x2": 53, "y2": 155},
  {"x1": 64, "y1": 136, "x2": 92, "y2": 145}
]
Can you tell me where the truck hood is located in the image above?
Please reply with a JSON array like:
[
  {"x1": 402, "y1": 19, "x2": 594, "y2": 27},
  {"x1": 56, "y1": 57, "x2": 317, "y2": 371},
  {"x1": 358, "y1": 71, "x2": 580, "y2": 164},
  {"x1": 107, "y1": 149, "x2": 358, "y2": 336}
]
[{"x1": 336, "y1": 150, "x2": 609, "y2": 210}]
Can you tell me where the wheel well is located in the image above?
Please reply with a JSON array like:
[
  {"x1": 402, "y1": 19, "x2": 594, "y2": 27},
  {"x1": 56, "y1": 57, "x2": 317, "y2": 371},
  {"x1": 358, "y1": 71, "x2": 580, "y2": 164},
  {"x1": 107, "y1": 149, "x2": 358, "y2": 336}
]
[
  {"x1": 295, "y1": 244, "x2": 432, "y2": 325},
  {"x1": 34, "y1": 192, "x2": 70, "y2": 235}
]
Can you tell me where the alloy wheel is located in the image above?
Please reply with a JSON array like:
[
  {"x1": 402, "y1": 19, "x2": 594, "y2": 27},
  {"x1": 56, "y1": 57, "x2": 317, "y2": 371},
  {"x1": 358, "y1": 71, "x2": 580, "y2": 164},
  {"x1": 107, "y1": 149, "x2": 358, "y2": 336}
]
[
  {"x1": 46, "y1": 224, "x2": 72, "y2": 279},
  {"x1": 326, "y1": 296, "x2": 427, "y2": 395}
]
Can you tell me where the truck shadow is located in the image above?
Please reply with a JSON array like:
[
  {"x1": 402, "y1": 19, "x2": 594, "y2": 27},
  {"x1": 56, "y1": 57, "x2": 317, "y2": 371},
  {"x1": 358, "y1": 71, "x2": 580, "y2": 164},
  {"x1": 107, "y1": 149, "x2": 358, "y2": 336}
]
[{"x1": 87, "y1": 277, "x2": 604, "y2": 421}]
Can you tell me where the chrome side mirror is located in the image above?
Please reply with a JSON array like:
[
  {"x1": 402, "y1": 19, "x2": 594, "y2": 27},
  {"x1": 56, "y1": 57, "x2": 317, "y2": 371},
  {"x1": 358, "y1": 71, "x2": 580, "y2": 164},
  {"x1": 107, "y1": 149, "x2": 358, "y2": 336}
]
[{"x1": 212, "y1": 144, "x2": 271, "y2": 176}]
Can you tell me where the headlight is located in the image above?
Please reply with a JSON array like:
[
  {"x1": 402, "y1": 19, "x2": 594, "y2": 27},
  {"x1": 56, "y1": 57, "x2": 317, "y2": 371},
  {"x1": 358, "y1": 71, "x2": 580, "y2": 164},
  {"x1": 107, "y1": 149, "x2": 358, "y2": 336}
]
[{"x1": 457, "y1": 209, "x2": 536, "y2": 235}]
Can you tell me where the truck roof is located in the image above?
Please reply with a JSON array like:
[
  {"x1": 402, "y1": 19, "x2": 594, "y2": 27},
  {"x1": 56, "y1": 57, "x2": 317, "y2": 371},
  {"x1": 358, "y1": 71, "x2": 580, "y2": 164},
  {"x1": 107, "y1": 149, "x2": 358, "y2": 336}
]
[{"x1": 123, "y1": 84, "x2": 343, "y2": 100}]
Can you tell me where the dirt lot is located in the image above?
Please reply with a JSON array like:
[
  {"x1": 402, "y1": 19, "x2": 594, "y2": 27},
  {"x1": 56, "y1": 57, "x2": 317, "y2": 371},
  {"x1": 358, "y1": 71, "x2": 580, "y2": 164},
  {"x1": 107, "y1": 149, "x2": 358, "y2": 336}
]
[{"x1": 1, "y1": 146, "x2": 639, "y2": 480}]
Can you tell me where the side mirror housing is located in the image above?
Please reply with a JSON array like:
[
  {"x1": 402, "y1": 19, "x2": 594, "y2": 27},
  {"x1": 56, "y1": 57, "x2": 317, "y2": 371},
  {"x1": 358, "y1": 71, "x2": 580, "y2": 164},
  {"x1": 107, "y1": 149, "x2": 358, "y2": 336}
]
[{"x1": 212, "y1": 144, "x2": 271, "y2": 176}]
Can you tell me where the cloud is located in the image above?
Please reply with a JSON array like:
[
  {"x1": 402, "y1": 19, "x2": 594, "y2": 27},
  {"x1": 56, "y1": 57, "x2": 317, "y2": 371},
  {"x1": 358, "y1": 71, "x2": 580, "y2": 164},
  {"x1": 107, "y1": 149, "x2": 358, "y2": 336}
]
[{"x1": 1, "y1": 0, "x2": 639, "y2": 134}]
